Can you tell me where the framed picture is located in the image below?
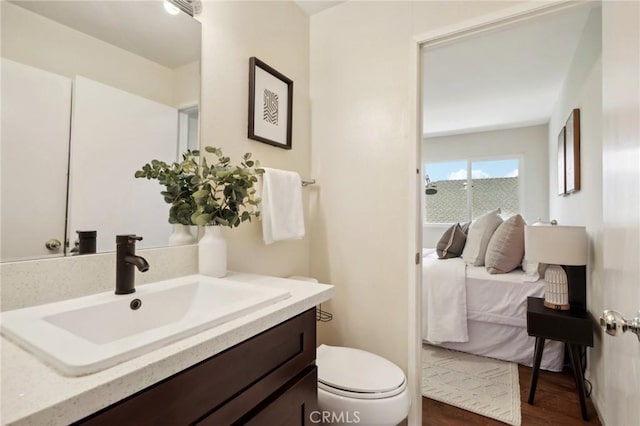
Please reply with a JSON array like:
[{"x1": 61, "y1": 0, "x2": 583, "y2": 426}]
[
  {"x1": 557, "y1": 126, "x2": 566, "y2": 195},
  {"x1": 565, "y1": 109, "x2": 581, "y2": 193},
  {"x1": 248, "y1": 57, "x2": 293, "y2": 149}
]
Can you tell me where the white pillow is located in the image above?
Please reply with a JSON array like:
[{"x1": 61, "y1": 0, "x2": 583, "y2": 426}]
[
  {"x1": 522, "y1": 259, "x2": 548, "y2": 282},
  {"x1": 522, "y1": 220, "x2": 548, "y2": 282},
  {"x1": 462, "y1": 209, "x2": 503, "y2": 266},
  {"x1": 422, "y1": 248, "x2": 436, "y2": 257}
]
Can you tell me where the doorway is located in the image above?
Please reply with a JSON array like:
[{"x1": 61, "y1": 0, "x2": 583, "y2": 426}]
[
  {"x1": 412, "y1": 2, "x2": 604, "y2": 424},
  {"x1": 178, "y1": 105, "x2": 200, "y2": 155}
]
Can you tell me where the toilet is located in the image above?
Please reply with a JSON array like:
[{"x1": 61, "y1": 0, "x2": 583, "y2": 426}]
[
  {"x1": 287, "y1": 276, "x2": 411, "y2": 425},
  {"x1": 316, "y1": 344, "x2": 411, "y2": 426}
]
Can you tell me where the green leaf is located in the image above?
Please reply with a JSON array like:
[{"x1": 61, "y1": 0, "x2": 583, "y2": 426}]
[
  {"x1": 204, "y1": 146, "x2": 223, "y2": 157},
  {"x1": 214, "y1": 217, "x2": 229, "y2": 226},
  {"x1": 191, "y1": 213, "x2": 212, "y2": 226},
  {"x1": 193, "y1": 189, "x2": 209, "y2": 199}
]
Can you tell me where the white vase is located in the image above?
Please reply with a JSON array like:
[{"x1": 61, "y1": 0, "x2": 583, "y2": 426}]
[
  {"x1": 199, "y1": 226, "x2": 227, "y2": 277},
  {"x1": 168, "y1": 224, "x2": 196, "y2": 246}
]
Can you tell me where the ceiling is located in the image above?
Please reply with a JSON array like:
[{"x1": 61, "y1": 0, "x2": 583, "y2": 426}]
[
  {"x1": 294, "y1": 1, "x2": 346, "y2": 16},
  {"x1": 423, "y1": 4, "x2": 596, "y2": 138},
  {"x1": 11, "y1": 1, "x2": 200, "y2": 69}
]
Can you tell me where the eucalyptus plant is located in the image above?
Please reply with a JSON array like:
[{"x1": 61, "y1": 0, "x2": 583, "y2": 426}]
[
  {"x1": 191, "y1": 146, "x2": 264, "y2": 227},
  {"x1": 134, "y1": 150, "x2": 200, "y2": 226}
]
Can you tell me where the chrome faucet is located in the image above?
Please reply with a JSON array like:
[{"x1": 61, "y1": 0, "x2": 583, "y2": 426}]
[{"x1": 115, "y1": 235, "x2": 149, "y2": 294}]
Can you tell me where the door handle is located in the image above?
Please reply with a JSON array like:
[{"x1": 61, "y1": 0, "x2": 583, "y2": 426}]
[
  {"x1": 45, "y1": 239, "x2": 62, "y2": 251},
  {"x1": 600, "y1": 310, "x2": 640, "y2": 342}
]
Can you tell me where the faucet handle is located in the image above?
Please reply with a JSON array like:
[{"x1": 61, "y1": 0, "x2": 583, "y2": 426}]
[{"x1": 116, "y1": 234, "x2": 143, "y2": 244}]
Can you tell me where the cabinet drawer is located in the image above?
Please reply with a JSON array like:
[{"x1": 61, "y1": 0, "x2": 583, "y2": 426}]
[
  {"x1": 526, "y1": 297, "x2": 593, "y2": 346},
  {"x1": 78, "y1": 308, "x2": 316, "y2": 426}
]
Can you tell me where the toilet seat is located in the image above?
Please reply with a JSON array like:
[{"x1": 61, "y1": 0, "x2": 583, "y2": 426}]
[{"x1": 316, "y1": 344, "x2": 407, "y2": 400}]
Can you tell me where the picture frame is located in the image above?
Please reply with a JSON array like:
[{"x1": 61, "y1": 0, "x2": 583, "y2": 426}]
[
  {"x1": 557, "y1": 126, "x2": 566, "y2": 195},
  {"x1": 564, "y1": 108, "x2": 581, "y2": 193},
  {"x1": 248, "y1": 57, "x2": 293, "y2": 149}
]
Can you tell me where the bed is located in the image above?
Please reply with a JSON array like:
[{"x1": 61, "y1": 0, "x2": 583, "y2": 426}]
[{"x1": 421, "y1": 249, "x2": 564, "y2": 372}]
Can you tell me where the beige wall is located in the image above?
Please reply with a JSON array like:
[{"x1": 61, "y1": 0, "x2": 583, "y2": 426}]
[
  {"x1": 1, "y1": 1, "x2": 197, "y2": 108},
  {"x1": 548, "y1": 7, "x2": 602, "y2": 229},
  {"x1": 199, "y1": 2, "x2": 311, "y2": 278},
  {"x1": 173, "y1": 61, "x2": 201, "y2": 108},
  {"x1": 309, "y1": 1, "x2": 523, "y2": 375}
]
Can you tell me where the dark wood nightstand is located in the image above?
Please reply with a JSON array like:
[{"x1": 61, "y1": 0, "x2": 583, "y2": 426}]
[{"x1": 526, "y1": 296, "x2": 594, "y2": 421}]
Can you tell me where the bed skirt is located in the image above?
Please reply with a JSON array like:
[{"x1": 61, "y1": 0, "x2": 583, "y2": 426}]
[{"x1": 426, "y1": 319, "x2": 564, "y2": 372}]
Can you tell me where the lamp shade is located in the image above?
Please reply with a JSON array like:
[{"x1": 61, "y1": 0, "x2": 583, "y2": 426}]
[{"x1": 524, "y1": 225, "x2": 588, "y2": 265}]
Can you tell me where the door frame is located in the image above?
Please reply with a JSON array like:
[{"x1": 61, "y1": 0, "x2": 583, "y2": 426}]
[{"x1": 406, "y1": 1, "x2": 588, "y2": 424}]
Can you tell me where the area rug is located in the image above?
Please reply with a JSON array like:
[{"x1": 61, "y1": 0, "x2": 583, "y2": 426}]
[{"x1": 422, "y1": 344, "x2": 521, "y2": 426}]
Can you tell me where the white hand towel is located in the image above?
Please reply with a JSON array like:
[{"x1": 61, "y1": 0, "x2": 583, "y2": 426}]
[{"x1": 261, "y1": 167, "x2": 305, "y2": 244}]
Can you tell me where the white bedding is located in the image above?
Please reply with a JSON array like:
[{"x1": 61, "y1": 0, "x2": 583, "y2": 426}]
[
  {"x1": 422, "y1": 252, "x2": 544, "y2": 330},
  {"x1": 422, "y1": 251, "x2": 564, "y2": 371},
  {"x1": 440, "y1": 320, "x2": 564, "y2": 371},
  {"x1": 422, "y1": 252, "x2": 467, "y2": 343},
  {"x1": 466, "y1": 262, "x2": 544, "y2": 326}
]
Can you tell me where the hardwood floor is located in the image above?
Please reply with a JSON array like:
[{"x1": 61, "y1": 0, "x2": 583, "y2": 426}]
[{"x1": 422, "y1": 365, "x2": 601, "y2": 425}]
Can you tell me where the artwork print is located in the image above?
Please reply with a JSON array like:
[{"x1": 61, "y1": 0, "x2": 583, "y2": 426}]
[
  {"x1": 565, "y1": 109, "x2": 581, "y2": 193},
  {"x1": 263, "y1": 89, "x2": 279, "y2": 125},
  {"x1": 248, "y1": 57, "x2": 293, "y2": 149},
  {"x1": 558, "y1": 126, "x2": 566, "y2": 195}
]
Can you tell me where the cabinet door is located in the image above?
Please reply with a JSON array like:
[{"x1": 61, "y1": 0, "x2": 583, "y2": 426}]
[{"x1": 245, "y1": 366, "x2": 318, "y2": 426}]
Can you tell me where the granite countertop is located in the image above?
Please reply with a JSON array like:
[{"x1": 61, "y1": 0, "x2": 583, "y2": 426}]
[{"x1": 0, "y1": 272, "x2": 334, "y2": 425}]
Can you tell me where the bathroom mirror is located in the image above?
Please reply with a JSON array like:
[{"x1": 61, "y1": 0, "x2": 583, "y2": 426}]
[{"x1": 1, "y1": 1, "x2": 201, "y2": 262}]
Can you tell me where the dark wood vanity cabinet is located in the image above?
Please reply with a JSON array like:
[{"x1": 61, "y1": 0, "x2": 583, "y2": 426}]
[{"x1": 77, "y1": 309, "x2": 317, "y2": 426}]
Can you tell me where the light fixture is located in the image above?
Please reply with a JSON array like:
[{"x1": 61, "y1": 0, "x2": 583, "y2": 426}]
[
  {"x1": 525, "y1": 223, "x2": 588, "y2": 311},
  {"x1": 163, "y1": 1, "x2": 181, "y2": 15},
  {"x1": 425, "y1": 174, "x2": 438, "y2": 195},
  {"x1": 163, "y1": 0, "x2": 202, "y2": 16}
]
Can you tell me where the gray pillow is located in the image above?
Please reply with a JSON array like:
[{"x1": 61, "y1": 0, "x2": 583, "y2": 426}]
[
  {"x1": 485, "y1": 214, "x2": 526, "y2": 274},
  {"x1": 436, "y1": 224, "x2": 467, "y2": 259}
]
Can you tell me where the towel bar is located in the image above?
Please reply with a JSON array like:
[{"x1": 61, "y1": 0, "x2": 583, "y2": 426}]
[{"x1": 301, "y1": 179, "x2": 316, "y2": 187}]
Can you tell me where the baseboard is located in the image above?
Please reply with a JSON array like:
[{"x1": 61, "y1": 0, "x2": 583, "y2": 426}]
[
  {"x1": 591, "y1": 390, "x2": 606, "y2": 425},
  {"x1": 586, "y1": 370, "x2": 606, "y2": 425}
]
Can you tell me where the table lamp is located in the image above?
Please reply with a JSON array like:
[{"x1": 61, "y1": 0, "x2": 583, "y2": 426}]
[{"x1": 524, "y1": 224, "x2": 588, "y2": 312}]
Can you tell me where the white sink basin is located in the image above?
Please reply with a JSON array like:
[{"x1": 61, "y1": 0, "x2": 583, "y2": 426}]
[{"x1": 0, "y1": 275, "x2": 290, "y2": 376}]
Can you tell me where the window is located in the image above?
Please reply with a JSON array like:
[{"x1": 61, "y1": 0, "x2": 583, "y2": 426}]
[{"x1": 424, "y1": 158, "x2": 520, "y2": 223}]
